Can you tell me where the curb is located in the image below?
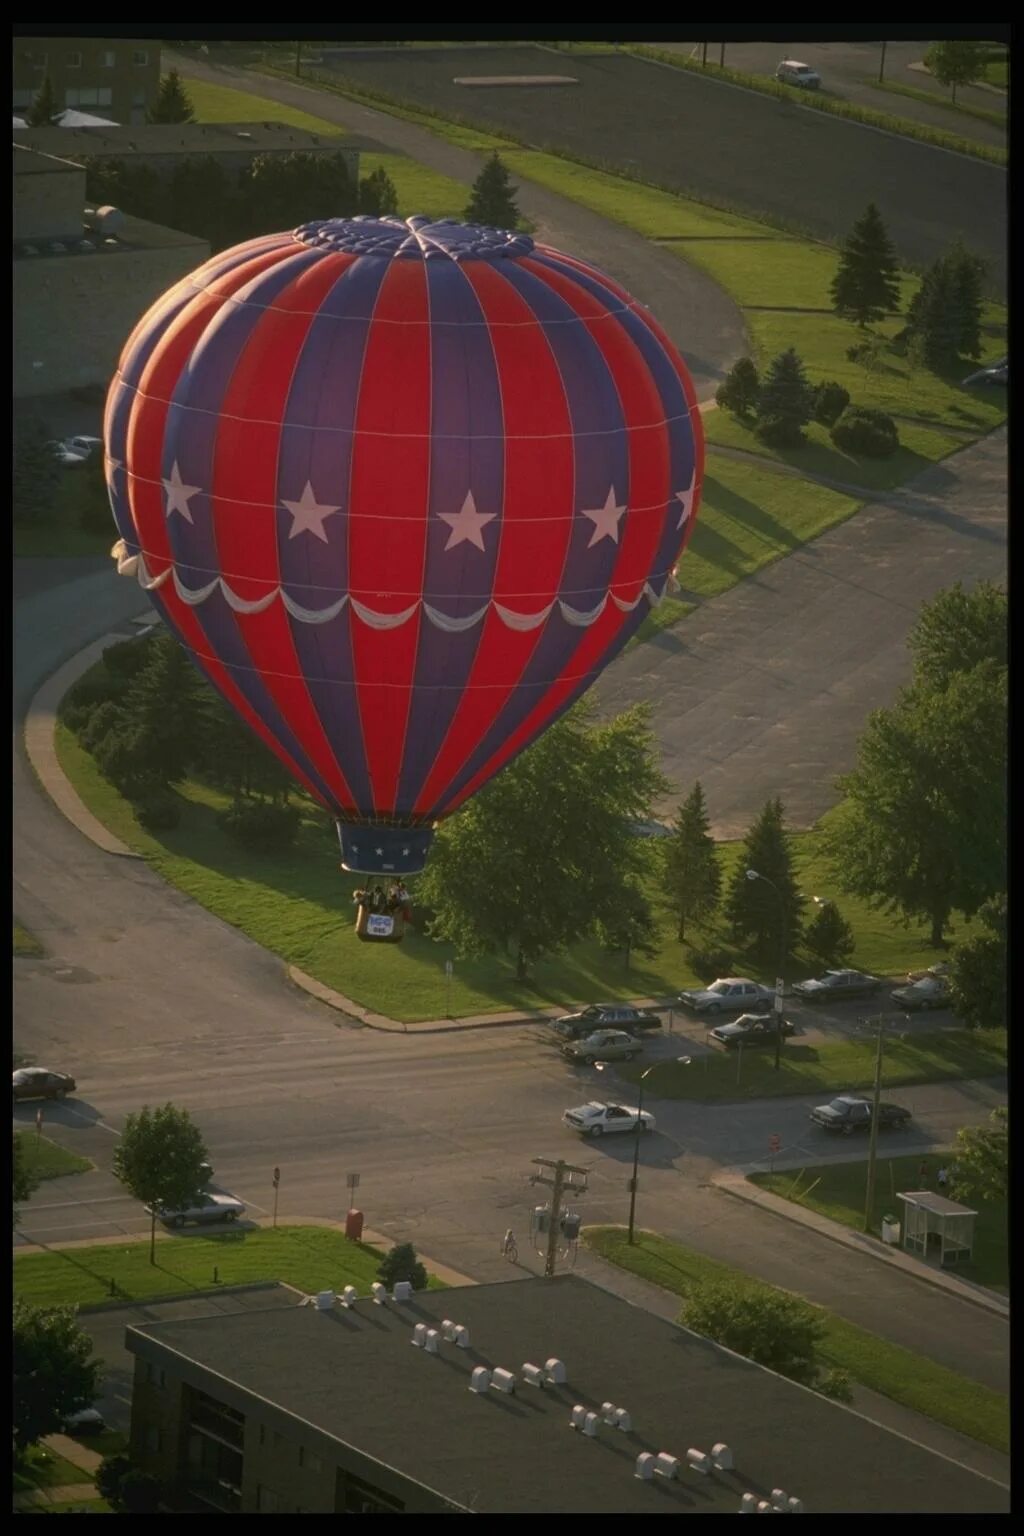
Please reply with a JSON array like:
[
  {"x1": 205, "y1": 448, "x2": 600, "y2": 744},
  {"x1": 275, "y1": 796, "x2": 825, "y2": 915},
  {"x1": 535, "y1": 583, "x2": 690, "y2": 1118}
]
[
  {"x1": 286, "y1": 964, "x2": 571, "y2": 1034},
  {"x1": 712, "y1": 1169, "x2": 1009, "y2": 1319}
]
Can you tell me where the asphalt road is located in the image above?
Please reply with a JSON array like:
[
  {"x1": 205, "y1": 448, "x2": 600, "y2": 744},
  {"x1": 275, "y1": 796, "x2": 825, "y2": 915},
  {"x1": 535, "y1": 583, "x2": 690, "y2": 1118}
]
[{"x1": 303, "y1": 44, "x2": 1007, "y2": 294}]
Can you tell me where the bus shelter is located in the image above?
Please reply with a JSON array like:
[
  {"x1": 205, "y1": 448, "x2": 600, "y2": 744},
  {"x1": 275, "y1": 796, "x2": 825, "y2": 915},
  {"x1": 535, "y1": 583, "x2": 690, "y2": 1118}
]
[{"x1": 896, "y1": 1191, "x2": 977, "y2": 1268}]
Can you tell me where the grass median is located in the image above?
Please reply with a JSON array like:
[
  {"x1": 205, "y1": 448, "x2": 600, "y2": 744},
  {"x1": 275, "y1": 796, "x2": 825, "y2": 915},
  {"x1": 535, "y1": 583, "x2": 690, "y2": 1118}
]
[
  {"x1": 14, "y1": 1224, "x2": 445, "y2": 1310},
  {"x1": 17, "y1": 1132, "x2": 93, "y2": 1181},
  {"x1": 15, "y1": 921, "x2": 45, "y2": 957},
  {"x1": 750, "y1": 1152, "x2": 1008, "y2": 1293},
  {"x1": 585, "y1": 1225, "x2": 1008, "y2": 1453}
]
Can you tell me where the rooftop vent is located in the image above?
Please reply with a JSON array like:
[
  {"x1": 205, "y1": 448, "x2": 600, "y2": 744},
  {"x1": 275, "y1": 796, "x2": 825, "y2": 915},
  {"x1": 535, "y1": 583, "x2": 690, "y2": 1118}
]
[
  {"x1": 490, "y1": 1368, "x2": 516, "y2": 1396},
  {"x1": 635, "y1": 1453, "x2": 656, "y2": 1481},
  {"x1": 469, "y1": 1367, "x2": 491, "y2": 1394},
  {"x1": 614, "y1": 1408, "x2": 632, "y2": 1433},
  {"x1": 370, "y1": 1282, "x2": 387, "y2": 1305},
  {"x1": 600, "y1": 1402, "x2": 617, "y2": 1424},
  {"x1": 340, "y1": 1285, "x2": 358, "y2": 1308},
  {"x1": 739, "y1": 1493, "x2": 758, "y2": 1513},
  {"x1": 423, "y1": 1329, "x2": 440, "y2": 1355},
  {"x1": 84, "y1": 204, "x2": 123, "y2": 236},
  {"x1": 521, "y1": 1363, "x2": 545, "y2": 1389},
  {"x1": 544, "y1": 1357, "x2": 567, "y2": 1384},
  {"x1": 454, "y1": 1325, "x2": 470, "y2": 1349},
  {"x1": 411, "y1": 1323, "x2": 428, "y2": 1348},
  {"x1": 687, "y1": 1448, "x2": 711, "y2": 1476},
  {"x1": 771, "y1": 1489, "x2": 790, "y2": 1512},
  {"x1": 654, "y1": 1452, "x2": 679, "y2": 1480},
  {"x1": 236, "y1": 130, "x2": 253, "y2": 139},
  {"x1": 315, "y1": 1290, "x2": 334, "y2": 1311},
  {"x1": 569, "y1": 1404, "x2": 597, "y2": 1434},
  {"x1": 711, "y1": 1443, "x2": 733, "y2": 1471},
  {"x1": 757, "y1": 1501, "x2": 773, "y2": 1513},
  {"x1": 392, "y1": 1281, "x2": 412, "y2": 1303},
  {"x1": 787, "y1": 1498, "x2": 804, "y2": 1513}
]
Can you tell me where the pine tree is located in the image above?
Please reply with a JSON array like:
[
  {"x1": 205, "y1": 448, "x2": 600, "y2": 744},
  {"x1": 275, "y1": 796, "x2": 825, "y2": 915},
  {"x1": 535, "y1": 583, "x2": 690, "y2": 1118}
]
[
  {"x1": 359, "y1": 165, "x2": 399, "y2": 217},
  {"x1": 755, "y1": 348, "x2": 814, "y2": 447},
  {"x1": 715, "y1": 357, "x2": 760, "y2": 418},
  {"x1": 146, "y1": 69, "x2": 195, "y2": 124},
  {"x1": 947, "y1": 242, "x2": 986, "y2": 360},
  {"x1": 663, "y1": 781, "x2": 721, "y2": 941},
  {"x1": 121, "y1": 634, "x2": 206, "y2": 785},
  {"x1": 724, "y1": 798, "x2": 804, "y2": 958},
  {"x1": 464, "y1": 153, "x2": 521, "y2": 229},
  {"x1": 830, "y1": 203, "x2": 902, "y2": 327},
  {"x1": 26, "y1": 74, "x2": 59, "y2": 126},
  {"x1": 803, "y1": 901, "x2": 855, "y2": 968},
  {"x1": 905, "y1": 257, "x2": 961, "y2": 371}
]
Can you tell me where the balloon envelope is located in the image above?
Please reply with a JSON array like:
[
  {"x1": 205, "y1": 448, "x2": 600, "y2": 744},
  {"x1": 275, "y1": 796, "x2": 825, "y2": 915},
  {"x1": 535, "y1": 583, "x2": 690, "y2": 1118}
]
[{"x1": 106, "y1": 216, "x2": 703, "y2": 873}]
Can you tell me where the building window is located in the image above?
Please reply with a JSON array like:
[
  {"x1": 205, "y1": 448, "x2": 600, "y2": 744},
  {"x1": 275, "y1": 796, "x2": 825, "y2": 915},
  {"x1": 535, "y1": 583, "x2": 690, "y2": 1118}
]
[
  {"x1": 258, "y1": 1425, "x2": 265, "y2": 1446},
  {"x1": 305, "y1": 1451, "x2": 322, "y2": 1474},
  {"x1": 132, "y1": 90, "x2": 146, "y2": 107},
  {"x1": 100, "y1": 50, "x2": 116, "y2": 68},
  {"x1": 13, "y1": 89, "x2": 33, "y2": 109},
  {"x1": 97, "y1": 87, "x2": 112, "y2": 107},
  {"x1": 66, "y1": 51, "x2": 82, "y2": 69},
  {"x1": 341, "y1": 1474, "x2": 405, "y2": 1515},
  {"x1": 257, "y1": 1486, "x2": 282, "y2": 1513},
  {"x1": 133, "y1": 50, "x2": 149, "y2": 66}
]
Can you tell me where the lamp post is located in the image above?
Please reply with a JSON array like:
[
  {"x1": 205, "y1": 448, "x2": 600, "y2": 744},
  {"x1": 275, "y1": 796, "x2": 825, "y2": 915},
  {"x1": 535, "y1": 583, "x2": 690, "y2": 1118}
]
[
  {"x1": 597, "y1": 1056, "x2": 691, "y2": 1244},
  {"x1": 746, "y1": 868, "x2": 787, "y2": 1070}
]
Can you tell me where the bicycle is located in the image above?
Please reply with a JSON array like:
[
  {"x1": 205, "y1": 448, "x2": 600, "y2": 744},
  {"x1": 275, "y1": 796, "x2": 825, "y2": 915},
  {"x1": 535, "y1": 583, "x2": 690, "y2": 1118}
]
[{"x1": 500, "y1": 1229, "x2": 519, "y2": 1264}]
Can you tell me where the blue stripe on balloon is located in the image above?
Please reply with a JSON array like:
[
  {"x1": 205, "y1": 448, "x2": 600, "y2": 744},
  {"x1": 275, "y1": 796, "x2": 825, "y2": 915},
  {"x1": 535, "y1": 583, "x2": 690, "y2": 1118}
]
[{"x1": 394, "y1": 256, "x2": 506, "y2": 816}]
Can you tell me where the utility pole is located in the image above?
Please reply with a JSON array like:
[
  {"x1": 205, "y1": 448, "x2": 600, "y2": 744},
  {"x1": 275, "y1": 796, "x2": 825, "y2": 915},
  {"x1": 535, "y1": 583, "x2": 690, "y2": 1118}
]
[
  {"x1": 879, "y1": 41, "x2": 887, "y2": 84},
  {"x1": 719, "y1": 44, "x2": 726, "y2": 68},
  {"x1": 701, "y1": 42, "x2": 708, "y2": 68},
  {"x1": 295, "y1": 40, "x2": 302, "y2": 77},
  {"x1": 863, "y1": 1016, "x2": 885, "y2": 1232},
  {"x1": 531, "y1": 1157, "x2": 588, "y2": 1277}
]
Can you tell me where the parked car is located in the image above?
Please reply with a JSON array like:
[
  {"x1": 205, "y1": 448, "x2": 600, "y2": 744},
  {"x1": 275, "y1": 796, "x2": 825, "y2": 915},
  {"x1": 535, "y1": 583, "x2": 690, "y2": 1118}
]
[
  {"x1": 148, "y1": 1192, "x2": 246, "y2": 1228},
  {"x1": 677, "y1": 978, "x2": 773, "y2": 1016},
  {"x1": 890, "y1": 975, "x2": 949, "y2": 1012},
  {"x1": 562, "y1": 1101, "x2": 655, "y2": 1138},
  {"x1": 791, "y1": 969, "x2": 883, "y2": 1004},
  {"x1": 908, "y1": 961, "x2": 949, "y2": 981},
  {"x1": 776, "y1": 59, "x2": 822, "y2": 89},
  {"x1": 46, "y1": 439, "x2": 87, "y2": 468},
  {"x1": 810, "y1": 1096, "x2": 912, "y2": 1135},
  {"x1": 62, "y1": 434, "x2": 104, "y2": 460},
  {"x1": 562, "y1": 1029, "x2": 642, "y2": 1064},
  {"x1": 962, "y1": 358, "x2": 1007, "y2": 387},
  {"x1": 551, "y1": 1003, "x2": 662, "y2": 1039},
  {"x1": 709, "y1": 1013, "x2": 796, "y2": 1049},
  {"x1": 63, "y1": 1406, "x2": 106, "y2": 1435},
  {"x1": 13, "y1": 1067, "x2": 77, "y2": 1102}
]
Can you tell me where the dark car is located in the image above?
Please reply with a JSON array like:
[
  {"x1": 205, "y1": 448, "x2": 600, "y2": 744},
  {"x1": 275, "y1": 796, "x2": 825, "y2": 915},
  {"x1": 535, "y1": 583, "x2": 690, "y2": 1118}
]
[
  {"x1": 810, "y1": 1095, "x2": 912, "y2": 1135},
  {"x1": 12, "y1": 1067, "x2": 77, "y2": 1102},
  {"x1": 551, "y1": 1003, "x2": 662, "y2": 1040},
  {"x1": 792, "y1": 969, "x2": 883, "y2": 1004},
  {"x1": 962, "y1": 357, "x2": 1007, "y2": 387},
  {"x1": 708, "y1": 1013, "x2": 796, "y2": 1049}
]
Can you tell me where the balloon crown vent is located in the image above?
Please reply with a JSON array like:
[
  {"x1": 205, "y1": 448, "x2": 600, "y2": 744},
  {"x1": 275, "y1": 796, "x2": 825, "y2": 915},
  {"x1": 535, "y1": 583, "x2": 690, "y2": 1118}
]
[{"x1": 294, "y1": 214, "x2": 534, "y2": 262}]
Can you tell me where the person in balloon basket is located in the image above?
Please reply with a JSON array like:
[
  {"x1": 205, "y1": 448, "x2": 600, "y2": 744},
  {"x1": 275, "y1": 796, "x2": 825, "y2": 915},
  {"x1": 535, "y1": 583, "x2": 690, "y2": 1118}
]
[{"x1": 388, "y1": 880, "x2": 413, "y2": 924}]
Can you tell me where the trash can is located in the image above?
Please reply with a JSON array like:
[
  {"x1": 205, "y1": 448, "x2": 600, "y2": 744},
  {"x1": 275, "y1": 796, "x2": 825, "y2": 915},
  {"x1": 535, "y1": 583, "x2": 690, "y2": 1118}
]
[
  {"x1": 881, "y1": 1215, "x2": 900, "y2": 1246},
  {"x1": 345, "y1": 1208, "x2": 364, "y2": 1241}
]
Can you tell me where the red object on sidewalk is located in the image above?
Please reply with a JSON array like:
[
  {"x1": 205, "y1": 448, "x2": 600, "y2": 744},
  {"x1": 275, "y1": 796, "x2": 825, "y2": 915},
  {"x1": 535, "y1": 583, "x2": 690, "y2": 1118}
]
[{"x1": 345, "y1": 1208, "x2": 364, "y2": 1241}]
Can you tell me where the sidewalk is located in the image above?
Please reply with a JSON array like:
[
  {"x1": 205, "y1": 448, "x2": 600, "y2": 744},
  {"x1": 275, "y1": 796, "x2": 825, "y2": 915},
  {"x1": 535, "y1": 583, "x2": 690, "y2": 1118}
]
[{"x1": 713, "y1": 1167, "x2": 1008, "y2": 1319}]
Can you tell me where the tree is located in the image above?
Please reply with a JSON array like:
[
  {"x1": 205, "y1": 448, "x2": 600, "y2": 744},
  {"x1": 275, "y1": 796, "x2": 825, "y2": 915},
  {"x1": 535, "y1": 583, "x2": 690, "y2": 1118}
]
[
  {"x1": 755, "y1": 348, "x2": 814, "y2": 447},
  {"x1": 950, "y1": 1106, "x2": 1008, "y2": 1203},
  {"x1": 663, "y1": 782, "x2": 721, "y2": 942},
  {"x1": 147, "y1": 69, "x2": 195, "y2": 123},
  {"x1": 947, "y1": 242, "x2": 986, "y2": 361},
  {"x1": 464, "y1": 153, "x2": 520, "y2": 228},
  {"x1": 359, "y1": 165, "x2": 399, "y2": 216},
  {"x1": 909, "y1": 581, "x2": 1006, "y2": 694},
  {"x1": 97, "y1": 1456, "x2": 162, "y2": 1514},
  {"x1": 594, "y1": 875, "x2": 659, "y2": 973},
  {"x1": 13, "y1": 1301, "x2": 100, "y2": 1452},
  {"x1": 26, "y1": 74, "x2": 59, "y2": 126},
  {"x1": 905, "y1": 256, "x2": 961, "y2": 371},
  {"x1": 377, "y1": 1242, "x2": 428, "y2": 1291},
  {"x1": 830, "y1": 203, "x2": 902, "y2": 327},
  {"x1": 96, "y1": 1455, "x2": 135, "y2": 1507},
  {"x1": 113, "y1": 1104, "x2": 210, "y2": 1263},
  {"x1": 803, "y1": 901, "x2": 855, "y2": 968},
  {"x1": 120, "y1": 633, "x2": 207, "y2": 786},
  {"x1": 419, "y1": 704, "x2": 665, "y2": 980},
  {"x1": 825, "y1": 663, "x2": 1006, "y2": 945},
  {"x1": 196, "y1": 692, "x2": 294, "y2": 804},
  {"x1": 681, "y1": 1279, "x2": 823, "y2": 1386},
  {"x1": 714, "y1": 357, "x2": 760, "y2": 418},
  {"x1": 167, "y1": 156, "x2": 233, "y2": 249},
  {"x1": 14, "y1": 1133, "x2": 39, "y2": 1226},
  {"x1": 947, "y1": 895, "x2": 1006, "y2": 1031},
  {"x1": 241, "y1": 152, "x2": 356, "y2": 240},
  {"x1": 14, "y1": 419, "x2": 62, "y2": 526},
  {"x1": 925, "y1": 40, "x2": 984, "y2": 104},
  {"x1": 724, "y1": 798, "x2": 804, "y2": 958},
  {"x1": 811, "y1": 380, "x2": 850, "y2": 428}
]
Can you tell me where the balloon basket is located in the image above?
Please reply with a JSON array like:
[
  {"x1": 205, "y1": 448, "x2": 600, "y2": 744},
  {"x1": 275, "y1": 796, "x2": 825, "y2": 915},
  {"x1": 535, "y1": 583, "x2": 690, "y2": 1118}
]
[{"x1": 354, "y1": 902, "x2": 409, "y2": 945}]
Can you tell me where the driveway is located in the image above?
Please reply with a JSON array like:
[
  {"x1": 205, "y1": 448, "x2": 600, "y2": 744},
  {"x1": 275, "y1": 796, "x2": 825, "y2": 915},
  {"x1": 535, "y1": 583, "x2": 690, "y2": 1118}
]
[{"x1": 595, "y1": 427, "x2": 1007, "y2": 835}]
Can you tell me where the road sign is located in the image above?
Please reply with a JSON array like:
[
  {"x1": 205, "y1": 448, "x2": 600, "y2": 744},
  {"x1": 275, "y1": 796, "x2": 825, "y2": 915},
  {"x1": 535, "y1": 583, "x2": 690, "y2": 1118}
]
[
  {"x1": 272, "y1": 1166, "x2": 280, "y2": 1188},
  {"x1": 444, "y1": 960, "x2": 453, "y2": 978},
  {"x1": 346, "y1": 1171, "x2": 361, "y2": 1191},
  {"x1": 774, "y1": 978, "x2": 785, "y2": 1010},
  {"x1": 768, "y1": 1133, "x2": 782, "y2": 1154},
  {"x1": 35, "y1": 1108, "x2": 43, "y2": 1131}
]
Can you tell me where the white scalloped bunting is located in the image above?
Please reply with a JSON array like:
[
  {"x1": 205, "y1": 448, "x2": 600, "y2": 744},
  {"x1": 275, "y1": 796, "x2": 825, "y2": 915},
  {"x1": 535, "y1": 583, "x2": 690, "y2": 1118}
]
[
  {"x1": 492, "y1": 602, "x2": 554, "y2": 631},
  {"x1": 281, "y1": 592, "x2": 349, "y2": 624},
  {"x1": 423, "y1": 601, "x2": 490, "y2": 633},
  {"x1": 349, "y1": 598, "x2": 420, "y2": 630},
  {"x1": 560, "y1": 595, "x2": 607, "y2": 627}
]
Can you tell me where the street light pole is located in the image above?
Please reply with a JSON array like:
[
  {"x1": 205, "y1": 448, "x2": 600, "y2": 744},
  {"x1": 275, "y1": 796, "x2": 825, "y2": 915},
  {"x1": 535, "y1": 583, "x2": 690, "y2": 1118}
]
[
  {"x1": 598, "y1": 1057, "x2": 691, "y2": 1245},
  {"x1": 747, "y1": 869, "x2": 787, "y2": 1070},
  {"x1": 863, "y1": 1016, "x2": 885, "y2": 1233}
]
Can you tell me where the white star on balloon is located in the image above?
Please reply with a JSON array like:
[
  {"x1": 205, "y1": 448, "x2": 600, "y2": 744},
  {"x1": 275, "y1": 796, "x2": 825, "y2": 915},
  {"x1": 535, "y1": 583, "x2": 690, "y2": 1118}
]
[
  {"x1": 163, "y1": 461, "x2": 201, "y2": 523},
  {"x1": 581, "y1": 486, "x2": 627, "y2": 548},
  {"x1": 282, "y1": 482, "x2": 342, "y2": 543},
  {"x1": 439, "y1": 491, "x2": 496, "y2": 552},
  {"x1": 675, "y1": 470, "x2": 697, "y2": 530},
  {"x1": 375, "y1": 847, "x2": 384, "y2": 857}
]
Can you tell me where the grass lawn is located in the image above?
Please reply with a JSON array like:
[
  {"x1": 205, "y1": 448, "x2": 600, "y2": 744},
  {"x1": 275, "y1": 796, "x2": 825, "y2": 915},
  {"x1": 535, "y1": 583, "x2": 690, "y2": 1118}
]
[
  {"x1": 16, "y1": 1131, "x2": 93, "y2": 1181},
  {"x1": 869, "y1": 78, "x2": 1006, "y2": 130},
  {"x1": 182, "y1": 76, "x2": 344, "y2": 136},
  {"x1": 585, "y1": 1226, "x2": 1008, "y2": 1453},
  {"x1": 56, "y1": 713, "x2": 977, "y2": 1023},
  {"x1": 14, "y1": 472, "x2": 115, "y2": 560},
  {"x1": 619, "y1": 1030, "x2": 1006, "y2": 1102},
  {"x1": 750, "y1": 1152, "x2": 1008, "y2": 1293},
  {"x1": 13, "y1": 1448, "x2": 90, "y2": 1493},
  {"x1": 22, "y1": 1499, "x2": 113, "y2": 1515},
  {"x1": 358, "y1": 150, "x2": 469, "y2": 219},
  {"x1": 13, "y1": 1224, "x2": 445, "y2": 1310},
  {"x1": 15, "y1": 921, "x2": 45, "y2": 957}
]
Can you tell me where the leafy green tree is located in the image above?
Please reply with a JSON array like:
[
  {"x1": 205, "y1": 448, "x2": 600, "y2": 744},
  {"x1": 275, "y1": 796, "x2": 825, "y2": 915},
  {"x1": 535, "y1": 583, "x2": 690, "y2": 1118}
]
[
  {"x1": 905, "y1": 256, "x2": 961, "y2": 371},
  {"x1": 167, "y1": 156, "x2": 234, "y2": 249},
  {"x1": 909, "y1": 581, "x2": 1006, "y2": 693},
  {"x1": 830, "y1": 203, "x2": 902, "y2": 327},
  {"x1": 714, "y1": 357, "x2": 760, "y2": 418},
  {"x1": 13, "y1": 1134, "x2": 39, "y2": 1226},
  {"x1": 594, "y1": 875, "x2": 659, "y2": 972},
  {"x1": 755, "y1": 348, "x2": 814, "y2": 447},
  {"x1": 947, "y1": 895, "x2": 1006, "y2": 1031},
  {"x1": 197, "y1": 692, "x2": 294, "y2": 804},
  {"x1": 13, "y1": 1301, "x2": 100, "y2": 1452},
  {"x1": 811, "y1": 380, "x2": 850, "y2": 428},
  {"x1": 113, "y1": 1104, "x2": 210, "y2": 1263},
  {"x1": 418, "y1": 704, "x2": 665, "y2": 980},
  {"x1": 26, "y1": 74, "x2": 59, "y2": 126},
  {"x1": 14, "y1": 419, "x2": 62, "y2": 526},
  {"x1": 681, "y1": 1279, "x2": 823, "y2": 1385},
  {"x1": 121, "y1": 634, "x2": 206, "y2": 786},
  {"x1": 464, "y1": 153, "x2": 521, "y2": 228},
  {"x1": 377, "y1": 1242, "x2": 428, "y2": 1291},
  {"x1": 84, "y1": 157, "x2": 164, "y2": 223},
  {"x1": 663, "y1": 781, "x2": 721, "y2": 942},
  {"x1": 147, "y1": 69, "x2": 195, "y2": 123},
  {"x1": 803, "y1": 900, "x2": 855, "y2": 968},
  {"x1": 359, "y1": 165, "x2": 399, "y2": 216},
  {"x1": 925, "y1": 40, "x2": 985, "y2": 103},
  {"x1": 950, "y1": 1106, "x2": 1008, "y2": 1203},
  {"x1": 947, "y1": 242, "x2": 986, "y2": 361},
  {"x1": 826, "y1": 663, "x2": 1006, "y2": 945},
  {"x1": 242, "y1": 151, "x2": 357, "y2": 238},
  {"x1": 724, "y1": 798, "x2": 804, "y2": 958}
]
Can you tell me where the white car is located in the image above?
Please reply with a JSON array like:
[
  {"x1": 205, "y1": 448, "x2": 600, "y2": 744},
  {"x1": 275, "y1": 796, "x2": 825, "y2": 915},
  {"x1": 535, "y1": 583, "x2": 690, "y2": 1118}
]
[
  {"x1": 47, "y1": 438, "x2": 88, "y2": 468},
  {"x1": 63, "y1": 434, "x2": 104, "y2": 460},
  {"x1": 677, "y1": 978, "x2": 773, "y2": 1016},
  {"x1": 64, "y1": 1406, "x2": 106, "y2": 1434},
  {"x1": 148, "y1": 1192, "x2": 246, "y2": 1228},
  {"x1": 563, "y1": 1101, "x2": 655, "y2": 1138},
  {"x1": 776, "y1": 59, "x2": 821, "y2": 89}
]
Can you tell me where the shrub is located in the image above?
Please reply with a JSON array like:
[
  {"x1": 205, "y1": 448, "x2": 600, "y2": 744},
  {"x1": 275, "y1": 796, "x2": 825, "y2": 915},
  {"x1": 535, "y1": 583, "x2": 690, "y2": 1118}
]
[
  {"x1": 714, "y1": 356, "x2": 760, "y2": 418},
  {"x1": 217, "y1": 797, "x2": 300, "y2": 853},
  {"x1": 79, "y1": 700, "x2": 124, "y2": 754},
  {"x1": 102, "y1": 635, "x2": 156, "y2": 682},
  {"x1": 377, "y1": 1242, "x2": 428, "y2": 1292},
  {"x1": 60, "y1": 674, "x2": 119, "y2": 716},
  {"x1": 844, "y1": 336, "x2": 886, "y2": 371},
  {"x1": 811, "y1": 380, "x2": 851, "y2": 428},
  {"x1": 95, "y1": 1454, "x2": 134, "y2": 1506},
  {"x1": 817, "y1": 1367, "x2": 854, "y2": 1403},
  {"x1": 688, "y1": 945, "x2": 734, "y2": 980},
  {"x1": 755, "y1": 415, "x2": 805, "y2": 448},
  {"x1": 135, "y1": 790, "x2": 181, "y2": 833},
  {"x1": 681, "y1": 1278, "x2": 824, "y2": 1386},
  {"x1": 831, "y1": 406, "x2": 900, "y2": 458}
]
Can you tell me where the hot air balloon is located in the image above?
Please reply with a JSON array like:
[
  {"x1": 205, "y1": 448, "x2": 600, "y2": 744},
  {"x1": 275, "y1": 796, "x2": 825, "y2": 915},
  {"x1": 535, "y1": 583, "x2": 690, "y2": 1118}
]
[{"x1": 106, "y1": 215, "x2": 703, "y2": 886}]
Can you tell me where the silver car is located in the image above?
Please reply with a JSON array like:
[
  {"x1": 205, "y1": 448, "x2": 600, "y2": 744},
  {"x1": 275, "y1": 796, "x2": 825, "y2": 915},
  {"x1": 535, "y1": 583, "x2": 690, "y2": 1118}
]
[
  {"x1": 677, "y1": 978, "x2": 773, "y2": 1016},
  {"x1": 562, "y1": 1029, "x2": 642, "y2": 1064},
  {"x1": 149, "y1": 1192, "x2": 245, "y2": 1229}
]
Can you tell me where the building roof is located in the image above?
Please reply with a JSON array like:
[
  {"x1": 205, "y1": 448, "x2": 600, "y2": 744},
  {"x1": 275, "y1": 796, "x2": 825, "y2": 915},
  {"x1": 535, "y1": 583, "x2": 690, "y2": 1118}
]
[
  {"x1": 11, "y1": 121, "x2": 382, "y2": 161},
  {"x1": 13, "y1": 144, "x2": 84, "y2": 176},
  {"x1": 126, "y1": 1274, "x2": 1008, "y2": 1514}
]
